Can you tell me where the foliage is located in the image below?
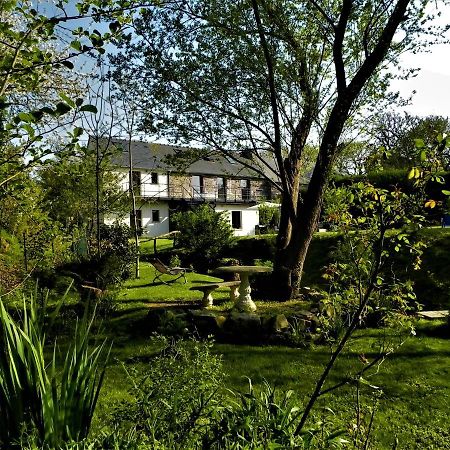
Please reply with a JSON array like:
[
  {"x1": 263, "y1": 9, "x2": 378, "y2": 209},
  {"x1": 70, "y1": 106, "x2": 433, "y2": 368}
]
[
  {"x1": 367, "y1": 113, "x2": 450, "y2": 170},
  {"x1": 60, "y1": 223, "x2": 135, "y2": 290},
  {"x1": 330, "y1": 168, "x2": 450, "y2": 224},
  {"x1": 111, "y1": 336, "x2": 225, "y2": 449},
  {"x1": 168, "y1": 254, "x2": 181, "y2": 268},
  {"x1": 0, "y1": 289, "x2": 109, "y2": 448},
  {"x1": 205, "y1": 380, "x2": 350, "y2": 450},
  {"x1": 0, "y1": 229, "x2": 23, "y2": 294},
  {"x1": 109, "y1": 0, "x2": 446, "y2": 297},
  {"x1": 318, "y1": 182, "x2": 425, "y2": 338},
  {"x1": 171, "y1": 205, "x2": 234, "y2": 271},
  {"x1": 39, "y1": 147, "x2": 128, "y2": 237},
  {"x1": 258, "y1": 203, "x2": 281, "y2": 233}
]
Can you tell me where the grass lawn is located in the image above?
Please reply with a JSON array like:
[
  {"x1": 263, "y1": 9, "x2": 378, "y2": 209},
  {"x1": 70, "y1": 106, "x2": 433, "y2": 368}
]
[
  {"x1": 95, "y1": 233, "x2": 450, "y2": 449},
  {"x1": 97, "y1": 318, "x2": 450, "y2": 449},
  {"x1": 138, "y1": 237, "x2": 174, "y2": 256}
]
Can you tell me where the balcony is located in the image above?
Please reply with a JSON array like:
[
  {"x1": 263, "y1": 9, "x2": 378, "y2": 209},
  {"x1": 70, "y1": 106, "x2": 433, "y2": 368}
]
[{"x1": 125, "y1": 182, "x2": 269, "y2": 203}]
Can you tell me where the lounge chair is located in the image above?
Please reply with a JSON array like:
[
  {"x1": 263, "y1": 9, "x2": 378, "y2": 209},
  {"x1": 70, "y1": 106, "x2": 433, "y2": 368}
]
[{"x1": 149, "y1": 258, "x2": 189, "y2": 285}]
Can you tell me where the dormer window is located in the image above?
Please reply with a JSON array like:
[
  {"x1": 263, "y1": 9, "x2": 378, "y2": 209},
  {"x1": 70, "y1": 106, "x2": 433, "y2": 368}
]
[{"x1": 151, "y1": 172, "x2": 158, "y2": 184}]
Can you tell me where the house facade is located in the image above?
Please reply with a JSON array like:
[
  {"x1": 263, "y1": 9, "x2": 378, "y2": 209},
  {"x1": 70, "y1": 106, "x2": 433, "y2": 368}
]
[{"x1": 103, "y1": 139, "x2": 279, "y2": 237}]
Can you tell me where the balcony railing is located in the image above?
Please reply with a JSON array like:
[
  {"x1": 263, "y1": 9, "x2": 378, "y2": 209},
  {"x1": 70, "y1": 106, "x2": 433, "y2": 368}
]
[{"x1": 125, "y1": 182, "x2": 269, "y2": 203}]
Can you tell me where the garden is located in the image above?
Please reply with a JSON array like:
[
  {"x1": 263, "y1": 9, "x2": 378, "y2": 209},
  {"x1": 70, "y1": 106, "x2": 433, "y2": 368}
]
[{"x1": 2, "y1": 0, "x2": 450, "y2": 448}]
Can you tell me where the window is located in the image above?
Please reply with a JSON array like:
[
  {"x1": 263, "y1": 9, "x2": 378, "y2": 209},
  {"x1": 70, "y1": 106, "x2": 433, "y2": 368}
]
[
  {"x1": 240, "y1": 179, "x2": 250, "y2": 200},
  {"x1": 132, "y1": 171, "x2": 141, "y2": 187},
  {"x1": 192, "y1": 175, "x2": 204, "y2": 195},
  {"x1": 151, "y1": 172, "x2": 158, "y2": 184},
  {"x1": 231, "y1": 211, "x2": 242, "y2": 229},
  {"x1": 152, "y1": 209, "x2": 160, "y2": 222},
  {"x1": 217, "y1": 177, "x2": 226, "y2": 200}
]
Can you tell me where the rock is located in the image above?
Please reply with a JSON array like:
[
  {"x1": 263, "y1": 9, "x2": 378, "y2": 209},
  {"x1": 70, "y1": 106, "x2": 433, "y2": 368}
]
[
  {"x1": 264, "y1": 314, "x2": 290, "y2": 333},
  {"x1": 188, "y1": 310, "x2": 228, "y2": 335},
  {"x1": 224, "y1": 312, "x2": 262, "y2": 340}
]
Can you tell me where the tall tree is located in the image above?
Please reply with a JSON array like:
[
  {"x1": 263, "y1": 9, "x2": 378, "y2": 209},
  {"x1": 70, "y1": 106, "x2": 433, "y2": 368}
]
[
  {"x1": 111, "y1": 0, "x2": 447, "y2": 299},
  {"x1": 367, "y1": 113, "x2": 450, "y2": 170},
  {"x1": 39, "y1": 146, "x2": 128, "y2": 243}
]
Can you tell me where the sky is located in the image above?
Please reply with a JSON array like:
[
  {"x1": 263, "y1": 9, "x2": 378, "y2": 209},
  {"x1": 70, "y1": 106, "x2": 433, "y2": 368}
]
[
  {"x1": 392, "y1": 43, "x2": 450, "y2": 118},
  {"x1": 50, "y1": 0, "x2": 450, "y2": 121}
]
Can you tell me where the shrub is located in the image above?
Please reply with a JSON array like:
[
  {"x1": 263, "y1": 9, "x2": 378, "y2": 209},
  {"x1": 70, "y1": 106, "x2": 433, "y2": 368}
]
[
  {"x1": 205, "y1": 381, "x2": 349, "y2": 450},
  {"x1": 111, "y1": 336, "x2": 224, "y2": 449},
  {"x1": 58, "y1": 223, "x2": 135, "y2": 290},
  {"x1": 258, "y1": 203, "x2": 280, "y2": 233},
  {"x1": 171, "y1": 205, "x2": 234, "y2": 271},
  {"x1": 0, "y1": 230, "x2": 23, "y2": 295}
]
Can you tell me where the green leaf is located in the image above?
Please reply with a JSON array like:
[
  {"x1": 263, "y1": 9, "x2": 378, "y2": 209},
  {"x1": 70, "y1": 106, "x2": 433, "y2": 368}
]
[
  {"x1": 80, "y1": 104, "x2": 98, "y2": 114},
  {"x1": 59, "y1": 92, "x2": 76, "y2": 108},
  {"x1": 442, "y1": 190, "x2": 450, "y2": 196},
  {"x1": 73, "y1": 126, "x2": 84, "y2": 138},
  {"x1": 407, "y1": 168, "x2": 415, "y2": 180},
  {"x1": 420, "y1": 150, "x2": 426, "y2": 162},
  {"x1": 70, "y1": 40, "x2": 82, "y2": 52},
  {"x1": 55, "y1": 102, "x2": 72, "y2": 115},
  {"x1": 414, "y1": 138, "x2": 425, "y2": 148}
]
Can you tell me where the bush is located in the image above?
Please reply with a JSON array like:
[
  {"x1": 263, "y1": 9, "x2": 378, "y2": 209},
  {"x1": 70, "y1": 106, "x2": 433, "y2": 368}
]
[
  {"x1": 58, "y1": 223, "x2": 135, "y2": 290},
  {"x1": 0, "y1": 230, "x2": 23, "y2": 295},
  {"x1": 258, "y1": 203, "x2": 280, "y2": 233},
  {"x1": 171, "y1": 205, "x2": 234, "y2": 271},
  {"x1": 111, "y1": 336, "x2": 225, "y2": 449}
]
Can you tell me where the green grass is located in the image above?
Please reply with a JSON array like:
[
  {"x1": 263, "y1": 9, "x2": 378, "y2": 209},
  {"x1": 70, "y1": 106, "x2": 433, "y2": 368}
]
[
  {"x1": 138, "y1": 238, "x2": 174, "y2": 256},
  {"x1": 71, "y1": 231, "x2": 450, "y2": 448},
  {"x1": 96, "y1": 319, "x2": 450, "y2": 449}
]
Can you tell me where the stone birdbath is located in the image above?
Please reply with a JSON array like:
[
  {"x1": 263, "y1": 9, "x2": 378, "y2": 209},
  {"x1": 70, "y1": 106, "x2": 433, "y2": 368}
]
[{"x1": 214, "y1": 265, "x2": 272, "y2": 312}]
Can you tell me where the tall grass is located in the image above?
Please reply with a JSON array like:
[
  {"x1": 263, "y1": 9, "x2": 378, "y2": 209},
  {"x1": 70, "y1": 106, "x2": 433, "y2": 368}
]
[{"x1": 0, "y1": 288, "x2": 109, "y2": 448}]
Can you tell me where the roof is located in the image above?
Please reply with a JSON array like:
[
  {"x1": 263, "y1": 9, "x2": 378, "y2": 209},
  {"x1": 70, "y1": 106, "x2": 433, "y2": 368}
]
[{"x1": 96, "y1": 138, "x2": 279, "y2": 181}]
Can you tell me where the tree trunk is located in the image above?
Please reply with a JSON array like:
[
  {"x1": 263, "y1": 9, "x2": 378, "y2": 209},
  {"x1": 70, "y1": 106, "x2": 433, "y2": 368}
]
[{"x1": 272, "y1": 105, "x2": 347, "y2": 300}]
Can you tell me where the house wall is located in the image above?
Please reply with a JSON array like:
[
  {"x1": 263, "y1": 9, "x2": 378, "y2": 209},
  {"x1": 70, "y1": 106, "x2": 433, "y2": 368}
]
[
  {"x1": 104, "y1": 201, "x2": 170, "y2": 237},
  {"x1": 170, "y1": 173, "x2": 191, "y2": 197},
  {"x1": 116, "y1": 169, "x2": 169, "y2": 198},
  {"x1": 140, "y1": 172, "x2": 169, "y2": 197},
  {"x1": 215, "y1": 204, "x2": 259, "y2": 237}
]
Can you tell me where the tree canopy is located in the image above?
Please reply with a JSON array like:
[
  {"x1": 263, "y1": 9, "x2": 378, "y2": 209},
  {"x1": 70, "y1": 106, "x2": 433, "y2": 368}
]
[{"x1": 111, "y1": 0, "x2": 449, "y2": 298}]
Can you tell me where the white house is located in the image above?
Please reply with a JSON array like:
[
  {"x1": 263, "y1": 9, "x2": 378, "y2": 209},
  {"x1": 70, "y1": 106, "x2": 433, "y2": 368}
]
[{"x1": 102, "y1": 139, "x2": 279, "y2": 237}]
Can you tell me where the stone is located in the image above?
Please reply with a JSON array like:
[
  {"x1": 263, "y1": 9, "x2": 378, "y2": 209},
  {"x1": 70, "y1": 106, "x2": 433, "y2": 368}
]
[
  {"x1": 264, "y1": 314, "x2": 290, "y2": 333},
  {"x1": 417, "y1": 310, "x2": 449, "y2": 320},
  {"x1": 188, "y1": 310, "x2": 228, "y2": 334},
  {"x1": 224, "y1": 312, "x2": 262, "y2": 338}
]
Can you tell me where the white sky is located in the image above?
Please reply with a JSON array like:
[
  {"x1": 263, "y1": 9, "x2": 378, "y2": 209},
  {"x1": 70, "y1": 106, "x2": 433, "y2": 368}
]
[{"x1": 391, "y1": 43, "x2": 450, "y2": 117}]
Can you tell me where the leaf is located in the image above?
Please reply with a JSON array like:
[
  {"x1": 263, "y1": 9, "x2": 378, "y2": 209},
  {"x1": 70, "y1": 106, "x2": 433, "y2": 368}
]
[
  {"x1": 55, "y1": 102, "x2": 72, "y2": 115},
  {"x1": 442, "y1": 190, "x2": 450, "y2": 196},
  {"x1": 70, "y1": 40, "x2": 82, "y2": 52},
  {"x1": 424, "y1": 200, "x2": 436, "y2": 209},
  {"x1": 80, "y1": 104, "x2": 98, "y2": 114},
  {"x1": 407, "y1": 168, "x2": 416, "y2": 179},
  {"x1": 61, "y1": 60, "x2": 74, "y2": 69},
  {"x1": 18, "y1": 112, "x2": 33, "y2": 123},
  {"x1": 73, "y1": 126, "x2": 84, "y2": 138},
  {"x1": 59, "y1": 92, "x2": 76, "y2": 108},
  {"x1": 414, "y1": 138, "x2": 425, "y2": 148},
  {"x1": 420, "y1": 150, "x2": 426, "y2": 162}
]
